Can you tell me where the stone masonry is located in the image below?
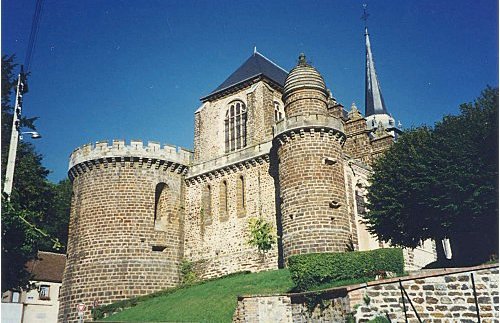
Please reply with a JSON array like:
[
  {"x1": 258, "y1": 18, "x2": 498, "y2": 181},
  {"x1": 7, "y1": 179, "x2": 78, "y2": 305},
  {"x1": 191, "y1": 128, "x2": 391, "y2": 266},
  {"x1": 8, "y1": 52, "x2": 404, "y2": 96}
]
[
  {"x1": 233, "y1": 264, "x2": 499, "y2": 322},
  {"x1": 59, "y1": 140, "x2": 190, "y2": 322},
  {"x1": 275, "y1": 56, "x2": 351, "y2": 261},
  {"x1": 60, "y1": 52, "x2": 435, "y2": 322}
]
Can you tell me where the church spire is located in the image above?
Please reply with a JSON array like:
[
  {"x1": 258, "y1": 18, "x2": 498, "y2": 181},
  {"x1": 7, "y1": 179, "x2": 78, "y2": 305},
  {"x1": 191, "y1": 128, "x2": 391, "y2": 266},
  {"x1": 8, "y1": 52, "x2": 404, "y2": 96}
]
[{"x1": 363, "y1": 8, "x2": 388, "y2": 117}]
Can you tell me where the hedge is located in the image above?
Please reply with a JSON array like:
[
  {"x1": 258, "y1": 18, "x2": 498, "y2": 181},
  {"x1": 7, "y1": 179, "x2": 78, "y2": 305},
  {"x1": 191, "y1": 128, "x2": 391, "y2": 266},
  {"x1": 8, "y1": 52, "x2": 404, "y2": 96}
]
[{"x1": 288, "y1": 248, "x2": 404, "y2": 291}]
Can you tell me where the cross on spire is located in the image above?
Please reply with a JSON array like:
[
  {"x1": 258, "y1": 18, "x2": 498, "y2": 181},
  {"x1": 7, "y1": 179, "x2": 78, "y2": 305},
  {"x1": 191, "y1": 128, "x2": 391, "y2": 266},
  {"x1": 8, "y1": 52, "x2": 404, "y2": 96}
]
[{"x1": 361, "y1": 4, "x2": 369, "y2": 28}]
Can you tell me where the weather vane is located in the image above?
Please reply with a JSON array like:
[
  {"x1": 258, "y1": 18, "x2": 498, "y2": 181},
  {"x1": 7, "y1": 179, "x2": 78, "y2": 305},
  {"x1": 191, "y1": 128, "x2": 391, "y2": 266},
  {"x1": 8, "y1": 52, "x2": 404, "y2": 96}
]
[{"x1": 361, "y1": 4, "x2": 369, "y2": 27}]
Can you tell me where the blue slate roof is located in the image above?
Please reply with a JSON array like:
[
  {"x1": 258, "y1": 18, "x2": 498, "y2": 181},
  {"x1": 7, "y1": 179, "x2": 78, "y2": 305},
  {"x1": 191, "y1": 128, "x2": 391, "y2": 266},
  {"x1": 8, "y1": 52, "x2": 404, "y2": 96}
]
[{"x1": 202, "y1": 51, "x2": 288, "y2": 101}]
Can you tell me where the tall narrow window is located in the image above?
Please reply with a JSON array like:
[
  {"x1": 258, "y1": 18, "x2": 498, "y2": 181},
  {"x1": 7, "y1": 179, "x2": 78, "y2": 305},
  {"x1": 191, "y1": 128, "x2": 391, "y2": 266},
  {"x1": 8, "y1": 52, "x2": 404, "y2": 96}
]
[
  {"x1": 225, "y1": 101, "x2": 247, "y2": 152},
  {"x1": 274, "y1": 101, "x2": 284, "y2": 122},
  {"x1": 237, "y1": 176, "x2": 245, "y2": 217},
  {"x1": 202, "y1": 185, "x2": 212, "y2": 224},
  {"x1": 220, "y1": 181, "x2": 228, "y2": 221},
  {"x1": 154, "y1": 182, "x2": 176, "y2": 231}
]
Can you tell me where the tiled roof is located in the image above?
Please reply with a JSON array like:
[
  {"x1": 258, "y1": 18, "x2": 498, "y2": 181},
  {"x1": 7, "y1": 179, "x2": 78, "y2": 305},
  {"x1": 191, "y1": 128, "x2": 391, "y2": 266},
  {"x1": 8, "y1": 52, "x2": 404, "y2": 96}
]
[
  {"x1": 202, "y1": 51, "x2": 288, "y2": 101},
  {"x1": 25, "y1": 251, "x2": 66, "y2": 283}
]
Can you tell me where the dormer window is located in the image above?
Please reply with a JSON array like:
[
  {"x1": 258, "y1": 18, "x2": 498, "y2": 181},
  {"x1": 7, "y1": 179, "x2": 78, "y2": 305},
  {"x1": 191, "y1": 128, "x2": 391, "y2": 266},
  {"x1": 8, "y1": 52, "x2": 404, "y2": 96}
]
[
  {"x1": 274, "y1": 101, "x2": 284, "y2": 122},
  {"x1": 225, "y1": 101, "x2": 247, "y2": 152}
]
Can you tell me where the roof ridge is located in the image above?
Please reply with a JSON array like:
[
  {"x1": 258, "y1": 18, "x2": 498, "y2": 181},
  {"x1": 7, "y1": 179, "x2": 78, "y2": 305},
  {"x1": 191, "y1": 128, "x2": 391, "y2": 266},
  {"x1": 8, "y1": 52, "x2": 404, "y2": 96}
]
[{"x1": 254, "y1": 51, "x2": 289, "y2": 74}]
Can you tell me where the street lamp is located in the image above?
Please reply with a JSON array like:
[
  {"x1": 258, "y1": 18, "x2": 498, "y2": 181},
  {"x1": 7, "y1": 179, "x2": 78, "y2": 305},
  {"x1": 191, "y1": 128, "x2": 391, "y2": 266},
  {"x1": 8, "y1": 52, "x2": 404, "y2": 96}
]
[
  {"x1": 2, "y1": 67, "x2": 41, "y2": 201},
  {"x1": 20, "y1": 131, "x2": 42, "y2": 140}
]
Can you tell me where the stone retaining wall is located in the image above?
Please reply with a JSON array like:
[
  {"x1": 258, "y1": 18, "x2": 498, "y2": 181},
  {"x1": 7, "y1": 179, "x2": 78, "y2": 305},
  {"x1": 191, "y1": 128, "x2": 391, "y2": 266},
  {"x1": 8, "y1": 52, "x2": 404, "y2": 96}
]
[{"x1": 233, "y1": 264, "x2": 499, "y2": 322}]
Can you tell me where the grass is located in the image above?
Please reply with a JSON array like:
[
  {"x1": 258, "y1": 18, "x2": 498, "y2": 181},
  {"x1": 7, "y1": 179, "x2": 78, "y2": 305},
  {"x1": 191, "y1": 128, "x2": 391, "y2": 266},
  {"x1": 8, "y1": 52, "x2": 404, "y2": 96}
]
[
  {"x1": 102, "y1": 269, "x2": 293, "y2": 322},
  {"x1": 101, "y1": 269, "x2": 371, "y2": 322}
]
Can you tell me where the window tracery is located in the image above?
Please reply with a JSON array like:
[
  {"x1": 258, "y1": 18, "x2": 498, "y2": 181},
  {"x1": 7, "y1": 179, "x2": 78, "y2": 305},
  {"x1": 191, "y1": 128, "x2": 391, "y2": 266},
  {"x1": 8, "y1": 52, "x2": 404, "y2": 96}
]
[{"x1": 225, "y1": 101, "x2": 247, "y2": 152}]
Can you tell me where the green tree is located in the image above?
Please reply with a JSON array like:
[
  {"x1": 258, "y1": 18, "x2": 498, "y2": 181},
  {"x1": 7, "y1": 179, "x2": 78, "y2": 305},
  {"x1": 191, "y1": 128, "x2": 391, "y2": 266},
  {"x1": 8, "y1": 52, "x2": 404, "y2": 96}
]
[
  {"x1": 1, "y1": 55, "x2": 70, "y2": 291},
  {"x1": 364, "y1": 87, "x2": 498, "y2": 265},
  {"x1": 247, "y1": 217, "x2": 276, "y2": 253}
]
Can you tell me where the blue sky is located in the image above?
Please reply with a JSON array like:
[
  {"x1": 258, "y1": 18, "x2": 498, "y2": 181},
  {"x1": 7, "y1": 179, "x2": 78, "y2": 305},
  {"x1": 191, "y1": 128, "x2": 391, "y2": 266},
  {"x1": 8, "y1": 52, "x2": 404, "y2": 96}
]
[{"x1": 2, "y1": 0, "x2": 498, "y2": 182}]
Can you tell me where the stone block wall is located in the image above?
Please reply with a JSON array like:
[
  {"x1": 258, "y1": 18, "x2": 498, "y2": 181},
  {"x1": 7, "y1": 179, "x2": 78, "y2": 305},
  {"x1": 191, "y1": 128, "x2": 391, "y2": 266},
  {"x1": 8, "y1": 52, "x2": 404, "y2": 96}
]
[
  {"x1": 193, "y1": 81, "x2": 283, "y2": 163},
  {"x1": 232, "y1": 264, "x2": 499, "y2": 322},
  {"x1": 351, "y1": 264, "x2": 499, "y2": 322},
  {"x1": 60, "y1": 146, "x2": 188, "y2": 322},
  {"x1": 184, "y1": 161, "x2": 279, "y2": 278},
  {"x1": 233, "y1": 294, "x2": 350, "y2": 323},
  {"x1": 276, "y1": 129, "x2": 351, "y2": 261}
]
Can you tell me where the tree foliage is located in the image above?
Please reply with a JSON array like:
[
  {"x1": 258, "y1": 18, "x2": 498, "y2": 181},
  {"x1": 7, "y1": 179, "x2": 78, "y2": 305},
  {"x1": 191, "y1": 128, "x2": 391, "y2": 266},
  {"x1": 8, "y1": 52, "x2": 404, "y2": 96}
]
[
  {"x1": 247, "y1": 217, "x2": 276, "y2": 253},
  {"x1": 364, "y1": 87, "x2": 498, "y2": 265},
  {"x1": 1, "y1": 55, "x2": 72, "y2": 291}
]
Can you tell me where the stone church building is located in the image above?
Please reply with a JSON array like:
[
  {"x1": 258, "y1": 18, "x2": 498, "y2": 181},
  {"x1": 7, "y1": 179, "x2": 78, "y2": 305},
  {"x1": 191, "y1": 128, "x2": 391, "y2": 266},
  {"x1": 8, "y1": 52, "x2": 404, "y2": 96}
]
[{"x1": 58, "y1": 28, "x2": 436, "y2": 322}]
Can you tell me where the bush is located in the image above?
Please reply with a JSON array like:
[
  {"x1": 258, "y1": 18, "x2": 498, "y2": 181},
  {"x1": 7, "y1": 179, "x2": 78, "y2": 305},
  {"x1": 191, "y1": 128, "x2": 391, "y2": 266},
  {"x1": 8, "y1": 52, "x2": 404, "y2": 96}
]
[
  {"x1": 368, "y1": 315, "x2": 390, "y2": 323},
  {"x1": 287, "y1": 248, "x2": 404, "y2": 291},
  {"x1": 180, "y1": 260, "x2": 198, "y2": 285}
]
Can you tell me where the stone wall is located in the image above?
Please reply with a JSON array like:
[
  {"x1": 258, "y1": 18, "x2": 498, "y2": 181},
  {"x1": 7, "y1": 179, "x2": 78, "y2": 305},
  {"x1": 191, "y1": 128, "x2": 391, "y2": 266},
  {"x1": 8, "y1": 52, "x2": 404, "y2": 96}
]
[
  {"x1": 276, "y1": 129, "x2": 351, "y2": 260},
  {"x1": 233, "y1": 264, "x2": 499, "y2": 322},
  {"x1": 60, "y1": 144, "x2": 188, "y2": 323},
  {"x1": 351, "y1": 264, "x2": 499, "y2": 322},
  {"x1": 193, "y1": 81, "x2": 283, "y2": 163},
  {"x1": 184, "y1": 161, "x2": 279, "y2": 278},
  {"x1": 233, "y1": 294, "x2": 350, "y2": 323}
]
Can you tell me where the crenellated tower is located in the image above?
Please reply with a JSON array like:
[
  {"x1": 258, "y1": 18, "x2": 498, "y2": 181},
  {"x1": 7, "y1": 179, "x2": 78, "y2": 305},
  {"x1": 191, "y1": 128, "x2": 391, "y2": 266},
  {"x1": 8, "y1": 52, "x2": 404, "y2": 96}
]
[
  {"x1": 273, "y1": 54, "x2": 351, "y2": 262},
  {"x1": 58, "y1": 140, "x2": 192, "y2": 322}
]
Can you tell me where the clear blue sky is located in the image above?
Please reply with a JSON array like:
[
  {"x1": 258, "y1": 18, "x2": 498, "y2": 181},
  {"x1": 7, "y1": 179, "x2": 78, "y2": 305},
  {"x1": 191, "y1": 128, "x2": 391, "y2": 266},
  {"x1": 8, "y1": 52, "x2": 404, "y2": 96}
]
[{"x1": 2, "y1": 0, "x2": 498, "y2": 182}]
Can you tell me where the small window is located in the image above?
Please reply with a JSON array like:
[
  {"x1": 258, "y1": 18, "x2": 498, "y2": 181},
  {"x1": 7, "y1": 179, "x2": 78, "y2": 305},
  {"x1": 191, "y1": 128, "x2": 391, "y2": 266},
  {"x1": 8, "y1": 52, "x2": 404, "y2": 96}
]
[
  {"x1": 39, "y1": 285, "x2": 50, "y2": 300},
  {"x1": 225, "y1": 101, "x2": 247, "y2": 152},
  {"x1": 152, "y1": 245, "x2": 166, "y2": 252},
  {"x1": 274, "y1": 101, "x2": 284, "y2": 122},
  {"x1": 237, "y1": 176, "x2": 245, "y2": 216},
  {"x1": 220, "y1": 181, "x2": 228, "y2": 221},
  {"x1": 202, "y1": 185, "x2": 212, "y2": 224},
  {"x1": 355, "y1": 190, "x2": 366, "y2": 216},
  {"x1": 12, "y1": 291, "x2": 20, "y2": 303}
]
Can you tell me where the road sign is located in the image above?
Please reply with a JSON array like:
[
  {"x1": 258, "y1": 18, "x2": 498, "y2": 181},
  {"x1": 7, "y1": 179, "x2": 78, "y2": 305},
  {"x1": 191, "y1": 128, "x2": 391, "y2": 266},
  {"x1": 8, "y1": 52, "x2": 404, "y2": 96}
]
[{"x1": 77, "y1": 303, "x2": 86, "y2": 313}]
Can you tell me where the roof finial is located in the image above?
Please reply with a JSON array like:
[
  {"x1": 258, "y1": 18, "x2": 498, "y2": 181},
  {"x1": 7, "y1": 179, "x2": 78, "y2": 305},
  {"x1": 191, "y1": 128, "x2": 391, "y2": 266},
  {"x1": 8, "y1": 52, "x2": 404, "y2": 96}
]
[
  {"x1": 253, "y1": 46, "x2": 257, "y2": 55},
  {"x1": 298, "y1": 53, "x2": 307, "y2": 66},
  {"x1": 362, "y1": 4, "x2": 369, "y2": 29}
]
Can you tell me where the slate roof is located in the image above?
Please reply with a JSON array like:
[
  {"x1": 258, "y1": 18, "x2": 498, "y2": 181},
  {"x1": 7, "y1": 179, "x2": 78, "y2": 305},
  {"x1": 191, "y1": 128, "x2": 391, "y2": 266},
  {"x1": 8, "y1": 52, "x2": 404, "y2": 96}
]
[
  {"x1": 201, "y1": 51, "x2": 288, "y2": 101},
  {"x1": 365, "y1": 27, "x2": 389, "y2": 117},
  {"x1": 25, "y1": 251, "x2": 66, "y2": 283}
]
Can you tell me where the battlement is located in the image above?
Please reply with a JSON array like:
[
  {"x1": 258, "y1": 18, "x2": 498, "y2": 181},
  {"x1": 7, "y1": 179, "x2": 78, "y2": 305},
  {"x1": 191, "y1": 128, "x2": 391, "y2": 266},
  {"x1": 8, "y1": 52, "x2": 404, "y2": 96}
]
[{"x1": 69, "y1": 139, "x2": 193, "y2": 171}]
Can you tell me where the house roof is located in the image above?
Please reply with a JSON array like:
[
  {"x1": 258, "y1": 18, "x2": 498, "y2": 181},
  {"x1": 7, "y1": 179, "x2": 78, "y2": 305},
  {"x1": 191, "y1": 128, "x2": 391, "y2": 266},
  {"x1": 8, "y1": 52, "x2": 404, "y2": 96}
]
[
  {"x1": 201, "y1": 51, "x2": 288, "y2": 101},
  {"x1": 25, "y1": 251, "x2": 66, "y2": 283}
]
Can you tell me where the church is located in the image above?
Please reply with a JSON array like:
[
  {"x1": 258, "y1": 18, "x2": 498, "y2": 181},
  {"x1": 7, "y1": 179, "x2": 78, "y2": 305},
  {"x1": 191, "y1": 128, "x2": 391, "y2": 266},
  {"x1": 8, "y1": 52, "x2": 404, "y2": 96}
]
[{"x1": 58, "y1": 27, "x2": 436, "y2": 322}]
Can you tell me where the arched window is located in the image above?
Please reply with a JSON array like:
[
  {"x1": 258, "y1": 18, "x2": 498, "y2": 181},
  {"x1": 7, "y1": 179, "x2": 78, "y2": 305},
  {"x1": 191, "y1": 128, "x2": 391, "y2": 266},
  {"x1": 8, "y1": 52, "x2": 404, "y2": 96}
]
[
  {"x1": 155, "y1": 182, "x2": 175, "y2": 231},
  {"x1": 202, "y1": 185, "x2": 212, "y2": 225},
  {"x1": 274, "y1": 101, "x2": 284, "y2": 122},
  {"x1": 219, "y1": 181, "x2": 228, "y2": 221},
  {"x1": 237, "y1": 176, "x2": 245, "y2": 217},
  {"x1": 225, "y1": 101, "x2": 247, "y2": 153}
]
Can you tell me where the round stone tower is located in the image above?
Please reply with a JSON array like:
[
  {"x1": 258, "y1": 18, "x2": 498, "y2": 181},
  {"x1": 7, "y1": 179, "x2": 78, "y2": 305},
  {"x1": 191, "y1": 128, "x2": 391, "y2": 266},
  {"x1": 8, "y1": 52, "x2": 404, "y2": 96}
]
[
  {"x1": 58, "y1": 139, "x2": 191, "y2": 323},
  {"x1": 274, "y1": 54, "x2": 350, "y2": 262}
]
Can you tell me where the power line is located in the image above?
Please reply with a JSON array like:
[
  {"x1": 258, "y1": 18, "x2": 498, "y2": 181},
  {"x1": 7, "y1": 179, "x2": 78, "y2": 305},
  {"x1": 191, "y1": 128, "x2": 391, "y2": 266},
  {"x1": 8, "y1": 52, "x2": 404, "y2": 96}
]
[{"x1": 24, "y1": 0, "x2": 44, "y2": 72}]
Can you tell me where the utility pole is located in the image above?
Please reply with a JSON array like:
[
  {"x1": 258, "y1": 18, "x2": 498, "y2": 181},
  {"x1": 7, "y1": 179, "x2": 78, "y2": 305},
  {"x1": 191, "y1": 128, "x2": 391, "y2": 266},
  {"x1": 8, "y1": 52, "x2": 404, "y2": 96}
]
[{"x1": 3, "y1": 66, "x2": 28, "y2": 201}]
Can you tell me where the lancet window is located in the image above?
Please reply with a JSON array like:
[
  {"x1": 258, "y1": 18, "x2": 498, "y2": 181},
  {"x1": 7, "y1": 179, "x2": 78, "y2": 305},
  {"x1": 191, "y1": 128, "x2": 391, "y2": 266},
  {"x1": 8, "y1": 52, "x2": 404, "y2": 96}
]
[
  {"x1": 237, "y1": 175, "x2": 245, "y2": 216},
  {"x1": 225, "y1": 101, "x2": 247, "y2": 152},
  {"x1": 202, "y1": 185, "x2": 212, "y2": 224},
  {"x1": 220, "y1": 180, "x2": 228, "y2": 221},
  {"x1": 274, "y1": 101, "x2": 284, "y2": 122}
]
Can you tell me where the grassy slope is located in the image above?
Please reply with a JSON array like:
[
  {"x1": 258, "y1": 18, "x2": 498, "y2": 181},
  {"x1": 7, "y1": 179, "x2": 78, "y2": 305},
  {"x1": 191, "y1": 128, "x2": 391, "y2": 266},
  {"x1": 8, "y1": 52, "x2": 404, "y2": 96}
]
[
  {"x1": 103, "y1": 269, "x2": 294, "y2": 322},
  {"x1": 103, "y1": 269, "x2": 371, "y2": 322}
]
